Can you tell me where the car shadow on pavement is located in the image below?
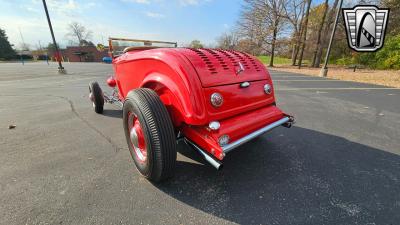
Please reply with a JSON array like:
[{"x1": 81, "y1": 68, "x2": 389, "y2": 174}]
[
  {"x1": 102, "y1": 109, "x2": 123, "y2": 118},
  {"x1": 156, "y1": 126, "x2": 400, "y2": 225}
]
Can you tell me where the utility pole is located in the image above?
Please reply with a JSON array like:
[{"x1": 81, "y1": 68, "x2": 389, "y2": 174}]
[
  {"x1": 42, "y1": 0, "x2": 66, "y2": 73},
  {"x1": 18, "y1": 28, "x2": 25, "y2": 65},
  {"x1": 18, "y1": 28, "x2": 26, "y2": 48},
  {"x1": 319, "y1": 0, "x2": 343, "y2": 77}
]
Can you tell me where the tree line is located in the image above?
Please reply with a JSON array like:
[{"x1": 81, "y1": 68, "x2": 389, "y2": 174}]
[
  {"x1": 215, "y1": 0, "x2": 400, "y2": 69},
  {"x1": 0, "y1": 22, "x2": 95, "y2": 61},
  {"x1": 2, "y1": 0, "x2": 399, "y2": 69}
]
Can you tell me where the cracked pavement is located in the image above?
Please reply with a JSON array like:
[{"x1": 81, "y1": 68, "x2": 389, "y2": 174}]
[{"x1": 0, "y1": 62, "x2": 399, "y2": 225}]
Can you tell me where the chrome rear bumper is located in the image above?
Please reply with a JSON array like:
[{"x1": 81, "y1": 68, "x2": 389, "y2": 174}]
[
  {"x1": 184, "y1": 138, "x2": 223, "y2": 170},
  {"x1": 184, "y1": 116, "x2": 294, "y2": 169},
  {"x1": 222, "y1": 116, "x2": 293, "y2": 153}
]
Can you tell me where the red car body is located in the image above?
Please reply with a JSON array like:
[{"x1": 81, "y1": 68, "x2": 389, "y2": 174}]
[{"x1": 109, "y1": 44, "x2": 293, "y2": 162}]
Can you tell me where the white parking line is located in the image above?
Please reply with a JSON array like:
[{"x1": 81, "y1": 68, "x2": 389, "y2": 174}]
[
  {"x1": 276, "y1": 87, "x2": 400, "y2": 91},
  {"x1": 271, "y1": 75, "x2": 312, "y2": 78},
  {"x1": 274, "y1": 80, "x2": 342, "y2": 82}
]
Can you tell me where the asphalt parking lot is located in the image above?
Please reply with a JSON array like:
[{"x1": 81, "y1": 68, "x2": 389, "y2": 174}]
[{"x1": 1, "y1": 62, "x2": 399, "y2": 225}]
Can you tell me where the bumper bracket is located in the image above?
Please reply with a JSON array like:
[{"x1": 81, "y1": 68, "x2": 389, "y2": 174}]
[{"x1": 222, "y1": 116, "x2": 293, "y2": 153}]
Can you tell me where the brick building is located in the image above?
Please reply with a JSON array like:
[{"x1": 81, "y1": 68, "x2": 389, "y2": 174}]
[{"x1": 50, "y1": 46, "x2": 109, "y2": 62}]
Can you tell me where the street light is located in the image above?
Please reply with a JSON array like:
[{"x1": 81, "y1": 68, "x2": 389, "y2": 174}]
[
  {"x1": 320, "y1": 0, "x2": 344, "y2": 77},
  {"x1": 42, "y1": 0, "x2": 66, "y2": 74}
]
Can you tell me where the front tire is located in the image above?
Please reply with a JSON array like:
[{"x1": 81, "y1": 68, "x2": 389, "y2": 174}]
[
  {"x1": 123, "y1": 88, "x2": 177, "y2": 182},
  {"x1": 89, "y1": 81, "x2": 104, "y2": 114}
]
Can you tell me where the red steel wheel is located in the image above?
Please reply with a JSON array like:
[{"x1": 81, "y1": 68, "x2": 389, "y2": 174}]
[
  {"x1": 127, "y1": 112, "x2": 147, "y2": 163},
  {"x1": 123, "y1": 88, "x2": 177, "y2": 182}
]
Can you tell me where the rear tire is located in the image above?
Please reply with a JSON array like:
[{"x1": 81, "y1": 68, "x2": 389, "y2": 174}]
[
  {"x1": 89, "y1": 81, "x2": 104, "y2": 114},
  {"x1": 123, "y1": 88, "x2": 177, "y2": 182}
]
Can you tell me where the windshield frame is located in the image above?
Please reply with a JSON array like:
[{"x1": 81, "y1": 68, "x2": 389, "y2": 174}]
[{"x1": 108, "y1": 37, "x2": 177, "y2": 57}]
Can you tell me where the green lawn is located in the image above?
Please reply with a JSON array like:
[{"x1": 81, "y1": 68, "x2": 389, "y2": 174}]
[
  {"x1": 257, "y1": 56, "x2": 291, "y2": 64},
  {"x1": 257, "y1": 56, "x2": 310, "y2": 65}
]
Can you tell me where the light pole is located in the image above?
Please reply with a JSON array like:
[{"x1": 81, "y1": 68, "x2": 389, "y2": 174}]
[
  {"x1": 18, "y1": 28, "x2": 25, "y2": 65},
  {"x1": 320, "y1": 0, "x2": 343, "y2": 77},
  {"x1": 42, "y1": 0, "x2": 66, "y2": 73}
]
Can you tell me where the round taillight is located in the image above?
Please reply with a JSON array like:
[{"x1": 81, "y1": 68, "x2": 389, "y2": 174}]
[
  {"x1": 107, "y1": 76, "x2": 116, "y2": 88},
  {"x1": 264, "y1": 84, "x2": 272, "y2": 94},
  {"x1": 210, "y1": 93, "x2": 223, "y2": 107}
]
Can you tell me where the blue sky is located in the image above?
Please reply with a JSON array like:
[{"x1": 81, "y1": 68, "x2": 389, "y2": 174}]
[{"x1": 0, "y1": 0, "x2": 242, "y2": 49}]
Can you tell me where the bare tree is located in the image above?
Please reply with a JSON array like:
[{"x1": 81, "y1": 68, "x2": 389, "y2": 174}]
[
  {"x1": 297, "y1": 0, "x2": 312, "y2": 68},
  {"x1": 313, "y1": 0, "x2": 339, "y2": 67},
  {"x1": 237, "y1": 1, "x2": 270, "y2": 55},
  {"x1": 66, "y1": 22, "x2": 93, "y2": 46},
  {"x1": 311, "y1": 0, "x2": 328, "y2": 67},
  {"x1": 238, "y1": 0, "x2": 288, "y2": 66},
  {"x1": 267, "y1": 0, "x2": 288, "y2": 67},
  {"x1": 216, "y1": 32, "x2": 239, "y2": 49},
  {"x1": 382, "y1": 0, "x2": 400, "y2": 35},
  {"x1": 283, "y1": 0, "x2": 306, "y2": 65}
]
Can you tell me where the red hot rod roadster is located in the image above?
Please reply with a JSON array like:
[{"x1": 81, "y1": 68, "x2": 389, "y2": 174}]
[{"x1": 89, "y1": 38, "x2": 294, "y2": 182}]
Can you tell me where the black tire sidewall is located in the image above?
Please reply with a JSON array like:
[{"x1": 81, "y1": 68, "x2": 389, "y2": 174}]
[
  {"x1": 122, "y1": 88, "x2": 177, "y2": 182},
  {"x1": 123, "y1": 99, "x2": 153, "y2": 177},
  {"x1": 89, "y1": 82, "x2": 104, "y2": 113}
]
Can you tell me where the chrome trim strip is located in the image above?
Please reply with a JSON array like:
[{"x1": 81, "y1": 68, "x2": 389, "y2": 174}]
[
  {"x1": 184, "y1": 138, "x2": 223, "y2": 170},
  {"x1": 222, "y1": 117, "x2": 290, "y2": 153}
]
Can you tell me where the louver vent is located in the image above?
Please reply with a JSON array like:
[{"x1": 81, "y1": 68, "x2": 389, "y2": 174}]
[
  {"x1": 242, "y1": 52, "x2": 262, "y2": 72},
  {"x1": 180, "y1": 48, "x2": 267, "y2": 87},
  {"x1": 185, "y1": 48, "x2": 262, "y2": 74},
  {"x1": 187, "y1": 48, "x2": 218, "y2": 74}
]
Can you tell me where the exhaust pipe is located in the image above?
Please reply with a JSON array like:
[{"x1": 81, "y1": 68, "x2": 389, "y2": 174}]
[{"x1": 184, "y1": 138, "x2": 223, "y2": 170}]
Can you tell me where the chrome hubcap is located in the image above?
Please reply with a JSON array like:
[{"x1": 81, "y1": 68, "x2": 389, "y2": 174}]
[
  {"x1": 89, "y1": 92, "x2": 95, "y2": 108},
  {"x1": 128, "y1": 112, "x2": 147, "y2": 162},
  {"x1": 89, "y1": 92, "x2": 94, "y2": 101},
  {"x1": 130, "y1": 127, "x2": 139, "y2": 149}
]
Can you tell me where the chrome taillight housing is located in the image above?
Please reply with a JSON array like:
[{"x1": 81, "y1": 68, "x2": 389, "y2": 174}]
[
  {"x1": 210, "y1": 92, "x2": 223, "y2": 107},
  {"x1": 264, "y1": 84, "x2": 272, "y2": 94},
  {"x1": 218, "y1": 135, "x2": 230, "y2": 146}
]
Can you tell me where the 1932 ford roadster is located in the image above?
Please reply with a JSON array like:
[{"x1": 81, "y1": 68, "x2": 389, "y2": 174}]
[{"x1": 89, "y1": 38, "x2": 294, "y2": 182}]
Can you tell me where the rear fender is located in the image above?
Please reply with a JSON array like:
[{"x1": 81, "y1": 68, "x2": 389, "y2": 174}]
[
  {"x1": 114, "y1": 49, "x2": 208, "y2": 125},
  {"x1": 141, "y1": 72, "x2": 205, "y2": 126}
]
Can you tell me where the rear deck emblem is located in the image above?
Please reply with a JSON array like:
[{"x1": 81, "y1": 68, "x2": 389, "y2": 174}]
[
  {"x1": 236, "y1": 62, "x2": 245, "y2": 75},
  {"x1": 342, "y1": 5, "x2": 389, "y2": 52}
]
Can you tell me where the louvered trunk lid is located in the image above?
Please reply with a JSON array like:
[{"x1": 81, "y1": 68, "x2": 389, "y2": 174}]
[{"x1": 177, "y1": 48, "x2": 268, "y2": 87}]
